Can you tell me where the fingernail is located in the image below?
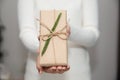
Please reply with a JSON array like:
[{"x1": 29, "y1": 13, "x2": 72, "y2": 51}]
[{"x1": 39, "y1": 71, "x2": 42, "y2": 74}]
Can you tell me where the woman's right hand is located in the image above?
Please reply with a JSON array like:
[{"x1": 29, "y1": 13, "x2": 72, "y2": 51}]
[{"x1": 36, "y1": 49, "x2": 70, "y2": 74}]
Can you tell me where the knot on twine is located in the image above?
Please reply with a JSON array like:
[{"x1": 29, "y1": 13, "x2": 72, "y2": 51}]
[{"x1": 38, "y1": 22, "x2": 68, "y2": 41}]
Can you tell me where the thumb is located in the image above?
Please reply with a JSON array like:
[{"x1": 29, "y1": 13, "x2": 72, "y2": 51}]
[
  {"x1": 66, "y1": 25, "x2": 71, "y2": 36},
  {"x1": 37, "y1": 49, "x2": 40, "y2": 54},
  {"x1": 36, "y1": 55, "x2": 43, "y2": 74}
]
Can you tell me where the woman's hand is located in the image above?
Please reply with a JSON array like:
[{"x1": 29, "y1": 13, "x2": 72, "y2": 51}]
[
  {"x1": 36, "y1": 51, "x2": 70, "y2": 74},
  {"x1": 66, "y1": 24, "x2": 71, "y2": 37},
  {"x1": 43, "y1": 65, "x2": 70, "y2": 74},
  {"x1": 36, "y1": 24, "x2": 71, "y2": 74}
]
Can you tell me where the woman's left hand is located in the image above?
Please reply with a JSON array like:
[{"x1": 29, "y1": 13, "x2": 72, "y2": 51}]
[{"x1": 43, "y1": 65, "x2": 70, "y2": 74}]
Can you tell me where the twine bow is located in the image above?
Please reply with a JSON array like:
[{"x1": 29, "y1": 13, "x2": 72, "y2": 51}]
[{"x1": 39, "y1": 22, "x2": 68, "y2": 41}]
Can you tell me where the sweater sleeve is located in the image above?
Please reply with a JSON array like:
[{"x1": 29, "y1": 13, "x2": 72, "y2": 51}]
[
  {"x1": 68, "y1": 0, "x2": 100, "y2": 47},
  {"x1": 17, "y1": 0, "x2": 39, "y2": 53}
]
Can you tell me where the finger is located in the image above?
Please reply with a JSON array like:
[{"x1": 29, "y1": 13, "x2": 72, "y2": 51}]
[
  {"x1": 56, "y1": 66, "x2": 63, "y2": 73},
  {"x1": 57, "y1": 65, "x2": 66, "y2": 74},
  {"x1": 57, "y1": 66, "x2": 62, "y2": 70},
  {"x1": 37, "y1": 49, "x2": 39, "y2": 54},
  {"x1": 66, "y1": 27, "x2": 71, "y2": 37},
  {"x1": 58, "y1": 65, "x2": 70, "y2": 74},
  {"x1": 44, "y1": 69, "x2": 56, "y2": 73},
  {"x1": 49, "y1": 66, "x2": 57, "y2": 73},
  {"x1": 62, "y1": 66, "x2": 66, "y2": 71},
  {"x1": 36, "y1": 56, "x2": 43, "y2": 74},
  {"x1": 43, "y1": 68, "x2": 51, "y2": 73},
  {"x1": 39, "y1": 66, "x2": 43, "y2": 74},
  {"x1": 42, "y1": 67, "x2": 51, "y2": 73},
  {"x1": 65, "y1": 65, "x2": 70, "y2": 71},
  {"x1": 59, "y1": 65, "x2": 66, "y2": 72},
  {"x1": 66, "y1": 25, "x2": 70, "y2": 34},
  {"x1": 36, "y1": 57, "x2": 40, "y2": 71},
  {"x1": 66, "y1": 27, "x2": 69, "y2": 33},
  {"x1": 44, "y1": 67, "x2": 57, "y2": 74},
  {"x1": 50, "y1": 66, "x2": 57, "y2": 71}
]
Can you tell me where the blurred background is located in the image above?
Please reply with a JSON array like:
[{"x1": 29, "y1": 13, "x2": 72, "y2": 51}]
[{"x1": 0, "y1": 0, "x2": 119, "y2": 80}]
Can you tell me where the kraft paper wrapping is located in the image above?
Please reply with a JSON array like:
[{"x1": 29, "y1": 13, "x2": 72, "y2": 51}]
[{"x1": 39, "y1": 10, "x2": 68, "y2": 66}]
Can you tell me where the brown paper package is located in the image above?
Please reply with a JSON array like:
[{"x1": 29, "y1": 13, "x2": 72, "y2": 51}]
[{"x1": 39, "y1": 10, "x2": 68, "y2": 66}]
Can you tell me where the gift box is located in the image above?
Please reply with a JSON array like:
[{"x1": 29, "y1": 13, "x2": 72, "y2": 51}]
[{"x1": 39, "y1": 10, "x2": 68, "y2": 66}]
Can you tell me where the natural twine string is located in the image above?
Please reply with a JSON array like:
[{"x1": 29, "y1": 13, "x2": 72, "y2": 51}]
[
  {"x1": 36, "y1": 18, "x2": 68, "y2": 41},
  {"x1": 36, "y1": 11, "x2": 68, "y2": 65}
]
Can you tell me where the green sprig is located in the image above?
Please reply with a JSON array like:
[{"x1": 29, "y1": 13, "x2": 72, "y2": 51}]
[{"x1": 41, "y1": 12, "x2": 62, "y2": 56}]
